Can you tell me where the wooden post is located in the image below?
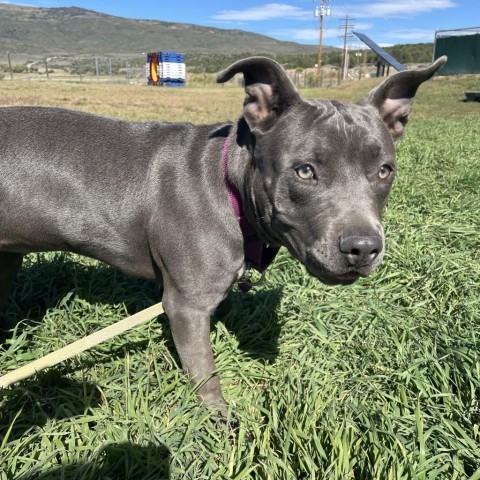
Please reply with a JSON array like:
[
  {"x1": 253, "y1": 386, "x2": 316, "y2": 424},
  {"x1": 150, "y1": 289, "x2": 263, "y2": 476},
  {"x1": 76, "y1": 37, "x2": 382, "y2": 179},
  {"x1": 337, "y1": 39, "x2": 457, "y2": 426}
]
[
  {"x1": 44, "y1": 57, "x2": 50, "y2": 81},
  {"x1": 76, "y1": 57, "x2": 83, "y2": 82},
  {"x1": 317, "y1": 8, "x2": 324, "y2": 74},
  {"x1": 7, "y1": 51, "x2": 14, "y2": 80},
  {"x1": 95, "y1": 57, "x2": 99, "y2": 81}
]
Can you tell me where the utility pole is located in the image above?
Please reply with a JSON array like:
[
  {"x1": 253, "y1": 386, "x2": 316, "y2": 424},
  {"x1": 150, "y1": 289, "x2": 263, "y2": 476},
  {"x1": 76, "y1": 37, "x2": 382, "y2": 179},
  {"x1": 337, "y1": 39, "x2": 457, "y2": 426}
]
[
  {"x1": 338, "y1": 15, "x2": 355, "y2": 82},
  {"x1": 314, "y1": 0, "x2": 333, "y2": 74}
]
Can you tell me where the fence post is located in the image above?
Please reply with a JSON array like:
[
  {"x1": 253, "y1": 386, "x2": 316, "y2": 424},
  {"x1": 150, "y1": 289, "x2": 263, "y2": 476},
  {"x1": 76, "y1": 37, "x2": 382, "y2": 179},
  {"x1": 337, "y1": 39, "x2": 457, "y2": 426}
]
[
  {"x1": 44, "y1": 57, "x2": 50, "y2": 81},
  {"x1": 7, "y1": 51, "x2": 14, "y2": 80},
  {"x1": 76, "y1": 57, "x2": 83, "y2": 82},
  {"x1": 95, "y1": 57, "x2": 99, "y2": 82},
  {"x1": 126, "y1": 62, "x2": 130, "y2": 84}
]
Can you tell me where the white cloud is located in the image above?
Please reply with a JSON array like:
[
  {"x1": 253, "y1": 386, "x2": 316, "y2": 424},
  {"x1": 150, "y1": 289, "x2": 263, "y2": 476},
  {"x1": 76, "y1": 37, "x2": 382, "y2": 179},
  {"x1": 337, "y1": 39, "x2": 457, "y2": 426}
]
[
  {"x1": 347, "y1": 22, "x2": 374, "y2": 32},
  {"x1": 341, "y1": 0, "x2": 456, "y2": 19},
  {"x1": 269, "y1": 23, "x2": 373, "y2": 42},
  {"x1": 0, "y1": 0, "x2": 57, "y2": 5},
  {"x1": 267, "y1": 28, "x2": 330, "y2": 42},
  {"x1": 212, "y1": 3, "x2": 311, "y2": 22},
  {"x1": 212, "y1": 0, "x2": 456, "y2": 24},
  {"x1": 386, "y1": 29, "x2": 436, "y2": 41}
]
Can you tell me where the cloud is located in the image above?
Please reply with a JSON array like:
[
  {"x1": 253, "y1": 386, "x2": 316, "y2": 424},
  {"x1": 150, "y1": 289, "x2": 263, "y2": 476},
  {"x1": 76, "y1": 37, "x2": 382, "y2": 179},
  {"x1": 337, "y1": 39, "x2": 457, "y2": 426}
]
[
  {"x1": 341, "y1": 0, "x2": 456, "y2": 19},
  {"x1": 269, "y1": 23, "x2": 373, "y2": 42},
  {"x1": 0, "y1": 0, "x2": 57, "y2": 5},
  {"x1": 346, "y1": 22, "x2": 374, "y2": 32},
  {"x1": 268, "y1": 28, "x2": 332, "y2": 42},
  {"x1": 212, "y1": 3, "x2": 311, "y2": 22},
  {"x1": 385, "y1": 29, "x2": 436, "y2": 41},
  {"x1": 212, "y1": 0, "x2": 456, "y2": 24}
]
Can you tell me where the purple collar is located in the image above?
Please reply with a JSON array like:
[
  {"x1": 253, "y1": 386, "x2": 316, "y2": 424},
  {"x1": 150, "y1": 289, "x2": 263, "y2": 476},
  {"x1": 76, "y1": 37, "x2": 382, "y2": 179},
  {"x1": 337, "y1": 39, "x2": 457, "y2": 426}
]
[{"x1": 222, "y1": 136, "x2": 279, "y2": 292}]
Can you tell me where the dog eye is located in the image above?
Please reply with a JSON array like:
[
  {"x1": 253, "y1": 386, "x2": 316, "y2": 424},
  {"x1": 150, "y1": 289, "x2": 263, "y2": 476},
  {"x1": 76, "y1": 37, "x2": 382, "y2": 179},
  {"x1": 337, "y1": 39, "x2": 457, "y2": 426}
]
[
  {"x1": 378, "y1": 164, "x2": 393, "y2": 179},
  {"x1": 296, "y1": 164, "x2": 315, "y2": 180}
]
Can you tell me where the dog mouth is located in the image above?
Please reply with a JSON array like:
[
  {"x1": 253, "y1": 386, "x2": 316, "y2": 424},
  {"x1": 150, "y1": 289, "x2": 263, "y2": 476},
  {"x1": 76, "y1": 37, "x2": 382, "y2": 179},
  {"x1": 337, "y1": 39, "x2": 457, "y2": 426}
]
[
  {"x1": 303, "y1": 251, "x2": 369, "y2": 286},
  {"x1": 324, "y1": 271, "x2": 363, "y2": 285},
  {"x1": 308, "y1": 266, "x2": 363, "y2": 286},
  {"x1": 282, "y1": 238, "x2": 378, "y2": 286}
]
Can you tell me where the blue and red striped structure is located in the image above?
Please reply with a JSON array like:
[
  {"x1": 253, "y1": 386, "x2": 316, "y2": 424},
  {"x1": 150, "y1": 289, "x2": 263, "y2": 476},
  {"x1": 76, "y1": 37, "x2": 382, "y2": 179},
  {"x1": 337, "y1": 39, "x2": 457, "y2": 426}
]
[{"x1": 146, "y1": 51, "x2": 185, "y2": 87}]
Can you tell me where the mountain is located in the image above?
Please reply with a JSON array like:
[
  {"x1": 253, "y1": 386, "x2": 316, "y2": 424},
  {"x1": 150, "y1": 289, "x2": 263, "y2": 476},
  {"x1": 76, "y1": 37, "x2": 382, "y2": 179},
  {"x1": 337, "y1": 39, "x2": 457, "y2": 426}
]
[{"x1": 0, "y1": 4, "x2": 323, "y2": 56}]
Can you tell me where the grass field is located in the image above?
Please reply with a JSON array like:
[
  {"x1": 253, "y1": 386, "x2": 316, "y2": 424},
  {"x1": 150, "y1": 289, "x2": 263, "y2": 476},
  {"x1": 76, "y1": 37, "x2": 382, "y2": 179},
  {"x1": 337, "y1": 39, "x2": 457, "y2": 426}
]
[{"x1": 0, "y1": 75, "x2": 479, "y2": 479}]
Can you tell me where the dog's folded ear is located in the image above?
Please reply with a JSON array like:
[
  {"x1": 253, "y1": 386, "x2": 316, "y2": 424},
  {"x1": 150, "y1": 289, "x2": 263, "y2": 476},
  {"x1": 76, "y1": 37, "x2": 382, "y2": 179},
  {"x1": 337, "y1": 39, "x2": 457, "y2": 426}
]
[
  {"x1": 358, "y1": 56, "x2": 447, "y2": 141},
  {"x1": 217, "y1": 56, "x2": 300, "y2": 133}
]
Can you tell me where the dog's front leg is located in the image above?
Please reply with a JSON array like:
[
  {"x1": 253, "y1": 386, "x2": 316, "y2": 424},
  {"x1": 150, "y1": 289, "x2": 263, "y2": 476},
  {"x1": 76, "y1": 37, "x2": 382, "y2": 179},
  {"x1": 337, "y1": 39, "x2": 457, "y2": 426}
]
[{"x1": 163, "y1": 292, "x2": 227, "y2": 415}]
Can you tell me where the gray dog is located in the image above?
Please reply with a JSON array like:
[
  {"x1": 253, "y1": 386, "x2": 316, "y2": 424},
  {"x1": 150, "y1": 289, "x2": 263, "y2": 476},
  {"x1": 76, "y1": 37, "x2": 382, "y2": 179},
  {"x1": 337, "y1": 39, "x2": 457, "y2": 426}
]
[{"x1": 0, "y1": 56, "x2": 446, "y2": 413}]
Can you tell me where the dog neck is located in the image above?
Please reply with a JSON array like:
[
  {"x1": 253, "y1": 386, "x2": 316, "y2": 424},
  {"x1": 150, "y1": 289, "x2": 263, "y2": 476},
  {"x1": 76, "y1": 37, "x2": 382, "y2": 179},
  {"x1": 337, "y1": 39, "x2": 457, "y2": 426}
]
[{"x1": 222, "y1": 135, "x2": 279, "y2": 291}]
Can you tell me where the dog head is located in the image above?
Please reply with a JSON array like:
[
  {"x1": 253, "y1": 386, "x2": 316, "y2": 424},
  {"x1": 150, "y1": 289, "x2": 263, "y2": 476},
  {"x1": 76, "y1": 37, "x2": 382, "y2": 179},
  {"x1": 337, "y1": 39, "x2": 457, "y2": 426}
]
[{"x1": 217, "y1": 56, "x2": 446, "y2": 285}]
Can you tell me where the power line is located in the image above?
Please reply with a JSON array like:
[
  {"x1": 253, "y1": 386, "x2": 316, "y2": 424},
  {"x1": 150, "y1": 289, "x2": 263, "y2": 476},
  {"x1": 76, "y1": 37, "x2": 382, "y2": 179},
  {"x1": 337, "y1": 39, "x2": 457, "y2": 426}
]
[
  {"x1": 338, "y1": 15, "x2": 355, "y2": 81},
  {"x1": 313, "y1": 0, "x2": 333, "y2": 73}
]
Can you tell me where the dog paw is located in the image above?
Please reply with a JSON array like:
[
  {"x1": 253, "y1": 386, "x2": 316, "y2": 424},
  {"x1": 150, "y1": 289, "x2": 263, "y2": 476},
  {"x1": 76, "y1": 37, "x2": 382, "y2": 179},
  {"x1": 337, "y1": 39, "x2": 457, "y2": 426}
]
[{"x1": 202, "y1": 396, "x2": 229, "y2": 418}]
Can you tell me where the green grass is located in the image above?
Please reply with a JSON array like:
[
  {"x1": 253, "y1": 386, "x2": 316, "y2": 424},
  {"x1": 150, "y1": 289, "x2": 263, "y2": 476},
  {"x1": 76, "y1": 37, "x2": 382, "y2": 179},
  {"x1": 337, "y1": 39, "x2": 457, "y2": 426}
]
[{"x1": 1, "y1": 76, "x2": 480, "y2": 479}]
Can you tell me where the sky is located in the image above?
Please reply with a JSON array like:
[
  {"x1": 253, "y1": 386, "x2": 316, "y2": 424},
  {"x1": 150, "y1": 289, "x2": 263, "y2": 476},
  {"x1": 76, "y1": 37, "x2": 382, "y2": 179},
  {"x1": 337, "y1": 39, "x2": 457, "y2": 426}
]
[{"x1": 2, "y1": 0, "x2": 479, "y2": 47}]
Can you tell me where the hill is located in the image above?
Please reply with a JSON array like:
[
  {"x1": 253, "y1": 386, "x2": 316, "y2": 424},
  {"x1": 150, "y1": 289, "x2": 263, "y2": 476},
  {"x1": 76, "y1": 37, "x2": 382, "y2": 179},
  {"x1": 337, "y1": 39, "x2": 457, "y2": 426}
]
[{"x1": 0, "y1": 4, "x2": 323, "y2": 56}]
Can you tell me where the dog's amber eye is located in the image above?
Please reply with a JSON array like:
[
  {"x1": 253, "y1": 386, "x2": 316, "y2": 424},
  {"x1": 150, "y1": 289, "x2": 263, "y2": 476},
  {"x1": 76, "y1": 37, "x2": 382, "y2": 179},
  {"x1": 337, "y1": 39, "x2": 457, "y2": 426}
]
[
  {"x1": 378, "y1": 164, "x2": 393, "y2": 179},
  {"x1": 296, "y1": 164, "x2": 314, "y2": 180}
]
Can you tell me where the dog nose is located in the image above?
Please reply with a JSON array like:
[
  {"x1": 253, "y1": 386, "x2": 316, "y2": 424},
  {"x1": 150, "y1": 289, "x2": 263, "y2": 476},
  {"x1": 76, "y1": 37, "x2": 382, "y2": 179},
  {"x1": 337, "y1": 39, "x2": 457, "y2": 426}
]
[{"x1": 339, "y1": 234, "x2": 383, "y2": 267}]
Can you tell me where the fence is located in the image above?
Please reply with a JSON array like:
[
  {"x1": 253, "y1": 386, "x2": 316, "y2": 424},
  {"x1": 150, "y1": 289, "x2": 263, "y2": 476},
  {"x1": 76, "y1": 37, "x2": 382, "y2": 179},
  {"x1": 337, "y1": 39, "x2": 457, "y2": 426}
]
[
  {"x1": 1, "y1": 53, "x2": 375, "y2": 88},
  {"x1": 2, "y1": 54, "x2": 149, "y2": 84}
]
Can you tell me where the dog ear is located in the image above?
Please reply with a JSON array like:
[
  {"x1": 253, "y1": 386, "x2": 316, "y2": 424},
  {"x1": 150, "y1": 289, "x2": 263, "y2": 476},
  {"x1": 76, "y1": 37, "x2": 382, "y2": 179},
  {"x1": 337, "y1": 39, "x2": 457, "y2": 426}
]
[
  {"x1": 217, "y1": 56, "x2": 300, "y2": 133},
  {"x1": 358, "y1": 56, "x2": 447, "y2": 141}
]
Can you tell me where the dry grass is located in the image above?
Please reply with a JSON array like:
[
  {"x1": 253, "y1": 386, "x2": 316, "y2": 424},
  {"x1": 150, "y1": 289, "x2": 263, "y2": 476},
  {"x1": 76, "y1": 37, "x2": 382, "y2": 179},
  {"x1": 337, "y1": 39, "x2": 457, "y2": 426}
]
[
  {"x1": 2, "y1": 74, "x2": 479, "y2": 124},
  {"x1": 0, "y1": 81, "x2": 244, "y2": 123}
]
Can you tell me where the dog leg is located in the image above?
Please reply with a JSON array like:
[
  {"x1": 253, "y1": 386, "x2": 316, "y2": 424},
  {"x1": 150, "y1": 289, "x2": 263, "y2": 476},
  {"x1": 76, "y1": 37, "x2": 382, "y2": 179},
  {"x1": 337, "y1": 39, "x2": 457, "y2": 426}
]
[
  {"x1": 163, "y1": 291, "x2": 227, "y2": 415},
  {"x1": 0, "y1": 253, "x2": 23, "y2": 309}
]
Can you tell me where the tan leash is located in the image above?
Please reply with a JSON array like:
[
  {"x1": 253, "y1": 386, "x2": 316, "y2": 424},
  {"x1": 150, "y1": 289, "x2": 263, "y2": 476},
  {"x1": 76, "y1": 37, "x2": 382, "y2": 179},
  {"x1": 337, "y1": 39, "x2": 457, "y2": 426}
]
[{"x1": 0, "y1": 302, "x2": 164, "y2": 389}]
